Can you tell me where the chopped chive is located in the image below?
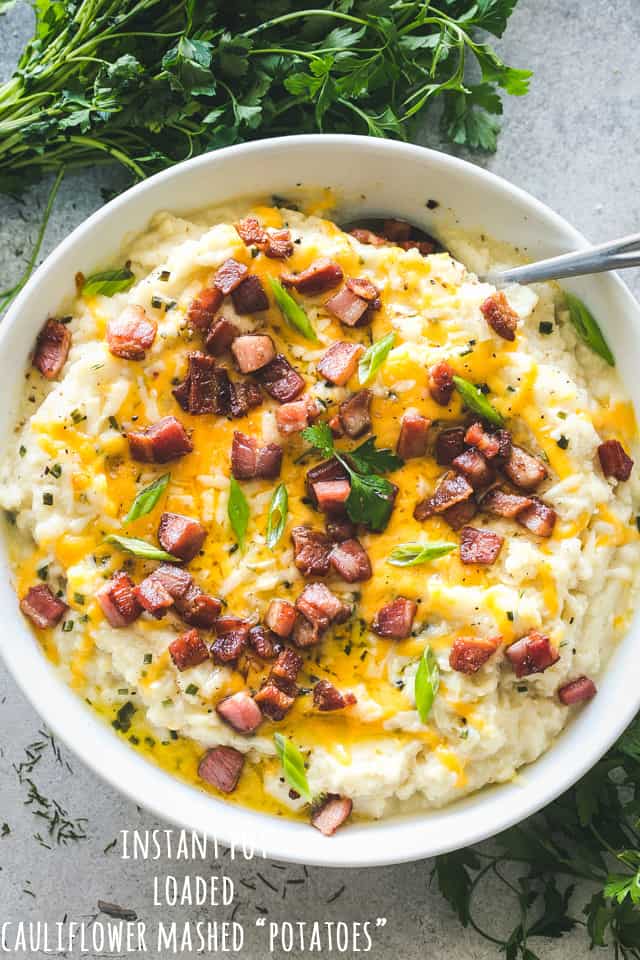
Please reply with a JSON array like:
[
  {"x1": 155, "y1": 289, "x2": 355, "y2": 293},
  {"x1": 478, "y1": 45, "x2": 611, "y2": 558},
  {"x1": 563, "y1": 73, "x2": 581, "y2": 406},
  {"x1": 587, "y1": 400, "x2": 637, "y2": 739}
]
[
  {"x1": 129, "y1": 735, "x2": 140, "y2": 745},
  {"x1": 42, "y1": 492, "x2": 53, "y2": 505},
  {"x1": 507, "y1": 610, "x2": 514, "y2": 621},
  {"x1": 70, "y1": 408, "x2": 85, "y2": 424},
  {"x1": 62, "y1": 620, "x2": 74, "y2": 632},
  {"x1": 151, "y1": 295, "x2": 163, "y2": 309},
  {"x1": 185, "y1": 683, "x2": 199, "y2": 696},
  {"x1": 161, "y1": 698, "x2": 173, "y2": 707},
  {"x1": 557, "y1": 435, "x2": 569, "y2": 450},
  {"x1": 159, "y1": 270, "x2": 171, "y2": 281},
  {"x1": 117, "y1": 688, "x2": 129, "y2": 695},
  {"x1": 37, "y1": 564, "x2": 49, "y2": 581},
  {"x1": 73, "y1": 592, "x2": 85, "y2": 605},
  {"x1": 169, "y1": 730, "x2": 178, "y2": 740},
  {"x1": 50, "y1": 463, "x2": 62, "y2": 478},
  {"x1": 19, "y1": 445, "x2": 26, "y2": 457},
  {"x1": 635, "y1": 516, "x2": 640, "y2": 533},
  {"x1": 539, "y1": 321, "x2": 553, "y2": 335},
  {"x1": 557, "y1": 411, "x2": 567, "y2": 420},
  {"x1": 108, "y1": 415, "x2": 119, "y2": 430},
  {"x1": 143, "y1": 653, "x2": 153, "y2": 664},
  {"x1": 164, "y1": 299, "x2": 177, "y2": 311}
]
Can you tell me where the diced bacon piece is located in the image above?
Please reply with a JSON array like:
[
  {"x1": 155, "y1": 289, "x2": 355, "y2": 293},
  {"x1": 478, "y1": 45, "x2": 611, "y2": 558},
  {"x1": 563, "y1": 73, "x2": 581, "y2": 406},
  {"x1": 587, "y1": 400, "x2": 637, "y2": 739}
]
[
  {"x1": 33, "y1": 319, "x2": 71, "y2": 380},
  {"x1": 493, "y1": 429, "x2": 513, "y2": 464},
  {"x1": 254, "y1": 681, "x2": 296, "y2": 720},
  {"x1": 214, "y1": 257, "x2": 248, "y2": 295},
  {"x1": 313, "y1": 679, "x2": 356, "y2": 711},
  {"x1": 128, "y1": 416, "x2": 193, "y2": 463},
  {"x1": 428, "y1": 360, "x2": 455, "y2": 406},
  {"x1": 211, "y1": 615, "x2": 250, "y2": 664},
  {"x1": 329, "y1": 538, "x2": 371, "y2": 583},
  {"x1": 482, "y1": 488, "x2": 532, "y2": 519},
  {"x1": 169, "y1": 628, "x2": 209, "y2": 671},
  {"x1": 291, "y1": 525, "x2": 332, "y2": 576},
  {"x1": 312, "y1": 479, "x2": 351, "y2": 515},
  {"x1": 306, "y1": 458, "x2": 349, "y2": 503},
  {"x1": 231, "y1": 275, "x2": 269, "y2": 314},
  {"x1": 134, "y1": 564, "x2": 190, "y2": 618},
  {"x1": 295, "y1": 582, "x2": 351, "y2": 630},
  {"x1": 325, "y1": 517, "x2": 357, "y2": 542},
  {"x1": 452, "y1": 448, "x2": 494, "y2": 489},
  {"x1": 175, "y1": 586, "x2": 222, "y2": 629},
  {"x1": 97, "y1": 572, "x2": 141, "y2": 627},
  {"x1": 372, "y1": 597, "x2": 417, "y2": 640},
  {"x1": 216, "y1": 691, "x2": 263, "y2": 734},
  {"x1": 271, "y1": 647, "x2": 303, "y2": 685},
  {"x1": 449, "y1": 635, "x2": 501, "y2": 674},
  {"x1": 231, "y1": 431, "x2": 282, "y2": 480},
  {"x1": 198, "y1": 746, "x2": 244, "y2": 793},
  {"x1": 172, "y1": 351, "x2": 232, "y2": 416},
  {"x1": 464, "y1": 422, "x2": 501, "y2": 458},
  {"x1": 436, "y1": 427, "x2": 467, "y2": 465},
  {"x1": 346, "y1": 276, "x2": 379, "y2": 301},
  {"x1": 292, "y1": 614, "x2": 321, "y2": 648},
  {"x1": 339, "y1": 389, "x2": 372, "y2": 438},
  {"x1": 276, "y1": 396, "x2": 318, "y2": 436},
  {"x1": 231, "y1": 334, "x2": 275, "y2": 373},
  {"x1": 255, "y1": 354, "x2": 306, "y2": 403},
  {"x1": 158, "y1": 512, "x2": 206, "y2": 562},
  {"x1": 442, "y1": 498, "x2": 478, "y2": 531},
  {"x1": 505, "y1": 630, "x2": 559, "y2": 678},
  {"x1": 229, "y1": 380, "x2": 263, "y2": 419},
  {"x1": 504, "y1": 446, "x2": 547, "y2": 491},
  {"x1": 187, "y1": 286, "x2": 223, "y2": 332},
  {"x1": 397, "y1": 409, "x2": 431, "y2": 460},
  {"x1": 481, "y1": 290, "x2": 519, "y2": 341},
  {"x1": 350, "y1": 228, "x2": 386, "y2": 246},
  {"x1": 413, "y1": 472, "x2": 474, "y2": 521},
  {"x1": 317, "y1": 341, "x2": 363, "y2": 385},
  {"x1": 382, "y1": 219, "x2": 412, "y2": 242},
  {"x1": 265, "y1": 599, "x2": 297, "y2": 638},
  {"x1": 235, "y1": 215, "x2": 267, "y2": 247},
  {"x1": 558, "y1": 676, "x2": 597, "y2": 705},
  {"x1": 20, "y1": 584, "x2": 68, "y2": 629},
  {"x1": 265, "y1": 229, "x2": 294, "y2": 260},
  {"x1": 107, "y1": 305, "x2": 156, "y2": 360},
  {"x1": 398, "y1": 238, "x2": 437, "y2": 255},
  {"x1": 248, "y1": 625, "x2": 281, "y2": 660},
  {"x1": 516, "y1": 498, "x2": 557, "y2": 538},
  {"x1": 205, "y1": 317, "x2": 239, "y2": 355},
  {"x1": 311, "y1": 795, "x2": 353, "y2": 836},
  {"x1": 325, "y1": 287, "x2": 369, "y2": 327},
  {"x1": 598, "y1": 439, "x2": 634, "y2": 481},
  {"x1": 281, "y1": 257, "x2": 343, "y2": 295},
  {"x1": 459, "y1": 526, "x2": 504, "y2": 564}
]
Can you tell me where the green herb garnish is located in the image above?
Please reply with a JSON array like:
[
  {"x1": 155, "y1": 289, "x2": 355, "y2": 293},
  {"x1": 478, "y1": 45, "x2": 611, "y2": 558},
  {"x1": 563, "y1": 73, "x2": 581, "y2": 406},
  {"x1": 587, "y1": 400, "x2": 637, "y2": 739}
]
[
  {"x1": 123, "y1": 473, "x2": 170, "y2": 524},
  {"x1": 388, "y1": 542, "x2": 456, "y2": 567},
  {"x1": 227, "y1": 476, "x2": 249, "y2": 548},
  {"x1": 81, "y1": 268, "x2": 135, "y2": 298},
  {"x1": 414, "y1": 646, "x2": 439, "y2": 723},
  {"x1": 273, "y1": 733, "x2": 312, "y2": 804},
  {"x1": 358, "y1": 332, "x2": 395, "y2": 385},
  {"x1": 266, "y1": 483, "x2": 288, "y2": 550},
  {"x1": 269, "y1": 277, "x2": 317, "y2": 342},
  {"x1": 348, "y1": 436, "x2": 403, "y2": 475},
  {"x1": 565, "y1": 292, "x2": 614, "y2": 366},
  {"x1": 104, "y1": 534, "x2": 179, "y2": 562},
  {"x1": 453, "y1": 375, "x2": 504, "y2": 427}
]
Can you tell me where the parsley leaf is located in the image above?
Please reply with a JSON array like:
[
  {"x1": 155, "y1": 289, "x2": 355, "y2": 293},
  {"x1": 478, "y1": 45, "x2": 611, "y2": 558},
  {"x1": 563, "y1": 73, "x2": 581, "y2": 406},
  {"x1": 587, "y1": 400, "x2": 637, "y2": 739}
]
[{"x1": 347, "y1": 436, "x2": 403, "y2": 475}]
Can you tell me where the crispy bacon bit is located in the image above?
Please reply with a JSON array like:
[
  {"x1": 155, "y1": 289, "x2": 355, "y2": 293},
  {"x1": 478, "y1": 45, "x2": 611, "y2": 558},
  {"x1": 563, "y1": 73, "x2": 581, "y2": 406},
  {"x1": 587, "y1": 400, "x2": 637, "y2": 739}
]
[
  {"x1": 516, "y1": 497, "x2": 557, "y2": 537},
  {"x1": 382, "y1": 219, "x2": 412, "y2": 242},
  {"x1": 313, "y1": 679, "x2": 356, "y2": 711},
  {"x1": 281, "y1": 257, "x2": 343, "y2": 295},
  {"x1": 265, "y1": 599, "x2": 297, "y2": 638},
  {"x1": 187, "y1": 286, "x2": 223, "y2": 332},
  {"x1": 128, "y1": 416, "x2": 193, "y2": 463},
  {"x1": 205, "y1": 317, "x2": 239, "y2": 355},
  {"x1": 292, "y1": 615, "x2": 321, "y2": 648},
  {"x1": 459, "y1": 526, "x2": 504, "y2": 565},
  {"x1": 398, "y1": 238, "x2": 438, "y2": 255},
  {"x1": 317, "y1": 341, "x2": 363, "y2": 386},
  {"x1": 505, "y1": 630, "x2": 559, "y2": 678},
  {"x1": 397, "y1": 409, "x2": 431, "y2": 460},
  {"x1": 255, "y1": 648, "x2": 303, "y2": 720},
  {"x1": 325, "y1": 287, "x2": 370, "y2": 327},
  {"x1": 291, "y1": 525, "x2": 332, "y2": 577},
  {"x1": 414, "y1": 472, "x2": 474, "y2": 521},
  {"x1": 107, "y1": 305, "x2": 156, "y2": 360},
  {"x1": 598, "y1": 439, "x2": 634, "y2": 481},
  {"x1": 216, "y1": 691, "x2": 263, "y2": 734},
  {"x1": 271, "y1": 647, "x2": 303, "y2": 685},
  {"x1": 214, "y1": 257, "x2": 248, "y2": 295},
  {"x1": 435, "y1": 427, "x2": 466, "y2": 465},
  {"x1": 229, "y1": 380, "x2": 263, "y2": 419},
  {"x1": 295, "y1": 582, "x2": 351, "y2": 630},
  {"x1": 326, "y1": 517, "x2": 357, "y2": 542},
  {"x1": 276, "y1": 396, "x2": 318, "y2": 436},
  {"x1": 346, "y1": 276, "x2": 379, "y2": 301},
  {"x1": 135, "y1": 564, "x2": 221, "y2": 627},
  {"x1": 20, "y1": 584, "x2": 68, "y2": 629},
  {"x1": 248, "y1": 625, "x2": 281, "y2": 660},
  {"x1": 449, "y1": 635, "x2": 501, "y2": 674},
  {"x1": 481, "y1": 291, "x2": 519, "y2": 341},
  {"x1": 452, "y1": 448, "x2": 494, "y2": 489},
  {"x1": 329, "y1": 538, "x2": 372, "y2": 583},
  {"x1": 339, "y1": 389, "x2": 372, "y2": 438},
  {"x1": 311, "y1": 795, "x2": 353, "y2": 836},
  {"x1": 172, "y1": 352, "x2": 231, "y2": 416},
  {"x1": 442, "y1": 499, "x2": 478, "y2": 531},
  {"x1": 265, "y1": 229, "x2": 294, "y2": 260},
  {"x1": 350, "y1": 228, "x2": 386, "y2": 246},
  {"x1": 33, "y1": 319, "x2": 71, "y2": 380},
  {"x1": 372, "y1": 597, "x2": 417, "y2": 640},
  {"x1": 312, "y1": 479, "x2": 351, "y2": 515},
  {"x1": 235, "y1": 215, "x2": 267, "y2": 247},
  {"x1": 231, "y1": 334, "x2": 275, "y2": 373},
  {"x1": 158, "y1": 512, "x2": 206, "y2": 562},
  {"x1": 198, "y1": 746, "x2": 244, "y2": 793},
  {"x1": 255, "y1": 354, "x2": 306, "y2": 404},
  {"x1": 135, "y1": 572, "x2": 174, "y2": 618},
  {"x1": 169, "y1": 628, "x2": 209, "y2": 671},
  {"x1": 306, "y1": 459, "x2": 349, "y2": 503},
  {"x1": 231, "y1": 431, "x2": 282, "y2": 481},
  {"x1": 211, "y1": 615, "x2": 250, "y2": 664},
  {"x1": 504, "y1": 446, "x2": 547, "y2": 491},
  {"x1": 231, "y1": 275, "x2": 269, "y2": 314},
  {"x1": 464, "y1": 422, "x2": 501, "y2": 458},
  {"x1": 175, "y1": 587, "x2": 221, "y2": 629},
  {"x1": 97, "y1": 572, "x2": 141, "y2": 627},
  {"x1": 482, "y1": 488, "x2": 532, "y2": 519},
  {"x1": 428, "y1": 361, "x2": 455, "y2": 406},
  {"x1": 558, "y1": 676, "x2": 597, "y2": 705}
]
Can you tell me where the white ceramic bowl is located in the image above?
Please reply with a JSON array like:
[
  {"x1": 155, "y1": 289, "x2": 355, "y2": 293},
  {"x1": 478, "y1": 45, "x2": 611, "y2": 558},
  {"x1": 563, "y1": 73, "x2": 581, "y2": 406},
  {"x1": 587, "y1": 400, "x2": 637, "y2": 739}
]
[{"x1": 2, "y1": 135, "x2": 640, "y2": 868}]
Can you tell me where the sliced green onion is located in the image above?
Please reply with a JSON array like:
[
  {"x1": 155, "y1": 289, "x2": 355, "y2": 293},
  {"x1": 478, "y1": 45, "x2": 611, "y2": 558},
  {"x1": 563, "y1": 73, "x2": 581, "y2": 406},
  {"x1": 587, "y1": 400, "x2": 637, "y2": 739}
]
[
  {"x1": 266, "y1": 483, "x2": 288, "y2": 549},
  {"x1": 414, "y1": 646, "x2": 439, "y2": 723},
  {"x1": 227, "y1": 476, "x2": 249, "y2": 548},
  {"x1": 123, "y1": 473, "x2": 170, "y2": 524},
  {"x1": 358, "y1": 332, "x2": 395, "y2": 385},
  {"x1": 453, "y1": 375, "x2": 504, "y2": 427},
  {"x1": 105, "y1": 534, "x2": 179, "y2": 562},
  {"x1": 273, "y1": 733, "x2": 313, "y2": 803},
  {"x1": 564, "y1": 292, "x2": 614, "y2": 366},
  {"x1": 387, "y1": 541, "x2": 456, "y2": 567},
  {"x1": 82, "y1": 267, "x2": 135, "y2": 297},
  {"x1": 269, "y1": 277, "x2": 317, "y2": 342}
]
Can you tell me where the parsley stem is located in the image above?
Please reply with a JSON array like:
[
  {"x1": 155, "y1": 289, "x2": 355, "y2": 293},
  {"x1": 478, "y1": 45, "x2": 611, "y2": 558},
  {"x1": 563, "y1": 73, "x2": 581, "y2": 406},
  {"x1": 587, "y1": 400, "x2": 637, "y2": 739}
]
[{"x1": 243, "y1": 9, "x2": 371, "y2": 38}]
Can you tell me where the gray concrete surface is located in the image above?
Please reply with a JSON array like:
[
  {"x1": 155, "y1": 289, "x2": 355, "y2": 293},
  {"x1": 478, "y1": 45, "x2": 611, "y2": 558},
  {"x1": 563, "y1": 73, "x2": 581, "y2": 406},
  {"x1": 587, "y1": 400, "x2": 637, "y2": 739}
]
[{"x1": 0, "y1": 1, "x2": 639, "y2": 957}]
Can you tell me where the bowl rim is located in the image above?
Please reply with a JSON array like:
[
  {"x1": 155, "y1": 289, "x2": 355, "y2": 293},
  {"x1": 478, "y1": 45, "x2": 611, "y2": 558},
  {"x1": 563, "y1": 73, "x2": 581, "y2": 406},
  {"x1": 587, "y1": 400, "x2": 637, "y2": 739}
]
[{"x1": 2, "y1": 133, "x2": 640, "y2": 868}]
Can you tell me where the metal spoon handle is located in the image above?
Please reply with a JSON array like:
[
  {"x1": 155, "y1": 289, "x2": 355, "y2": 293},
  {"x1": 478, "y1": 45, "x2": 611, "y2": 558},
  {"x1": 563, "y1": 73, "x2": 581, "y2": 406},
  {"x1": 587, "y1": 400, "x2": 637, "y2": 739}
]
[{"x1": 486, "y1": 232, "x2": 640, "y2": 286}]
